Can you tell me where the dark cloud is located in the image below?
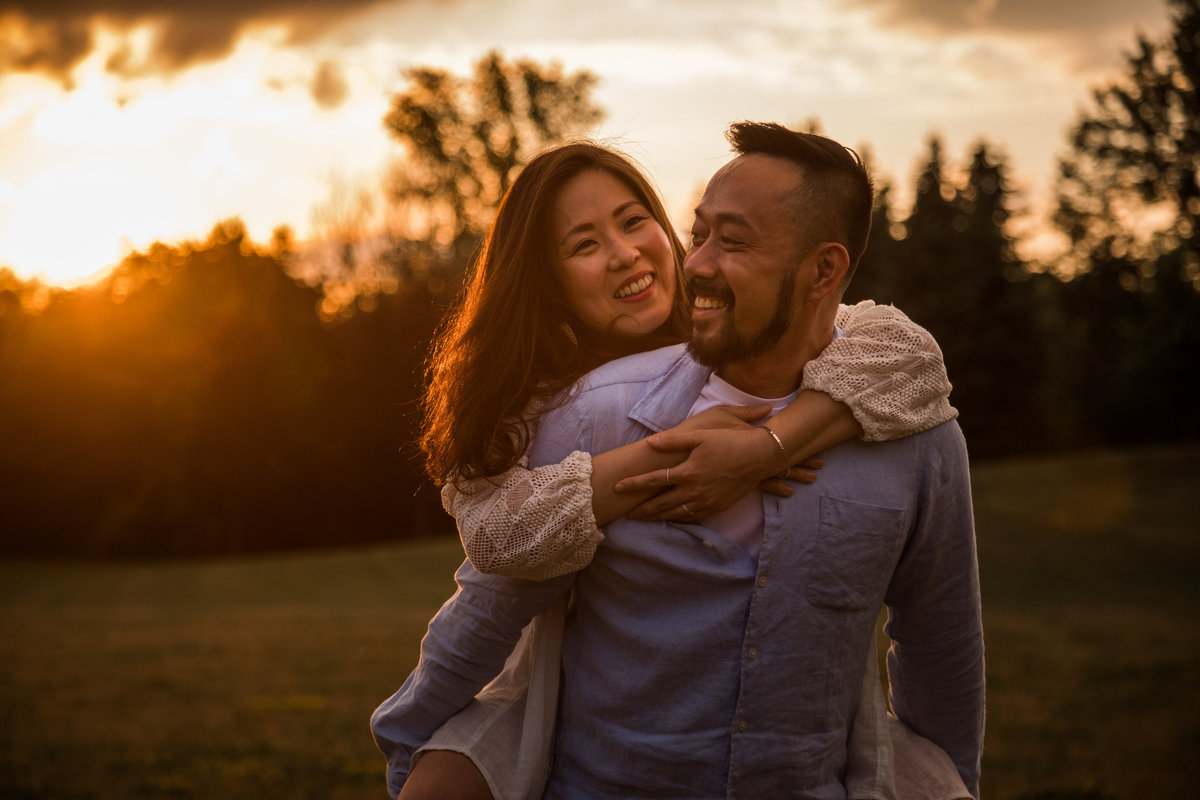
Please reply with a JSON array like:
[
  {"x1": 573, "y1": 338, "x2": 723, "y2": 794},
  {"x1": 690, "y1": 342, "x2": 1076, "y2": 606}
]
[
  {"x1": 847, "y1": 0, "x2": 1167, "y2": 35},
  {"x1": 310, "y1": 59, "x2": 348, "y2": 109},
  {"x1": 846, "y1": 0, "x2": 1173, "y2": 75},
  {"x1": 0, "y1": 1, "x2": 392, "y2": 85}
]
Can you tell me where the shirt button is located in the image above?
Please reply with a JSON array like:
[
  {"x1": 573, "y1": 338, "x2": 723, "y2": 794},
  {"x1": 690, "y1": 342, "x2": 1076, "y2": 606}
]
[
  {"x1": 737, "y1": 720, "x2": 748, "y2": 732},
  {"x1": 757, "y1": 576, "x2": 768, "y2": 588},
  {"x1": 747, "y1": 647, "x2": 758, "y2": 660}
]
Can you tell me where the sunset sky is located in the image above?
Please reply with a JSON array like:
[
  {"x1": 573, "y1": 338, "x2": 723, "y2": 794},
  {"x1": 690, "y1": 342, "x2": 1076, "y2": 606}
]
[{"x1": 0, "y1": 0, "x2": 1172, "y2": 287}]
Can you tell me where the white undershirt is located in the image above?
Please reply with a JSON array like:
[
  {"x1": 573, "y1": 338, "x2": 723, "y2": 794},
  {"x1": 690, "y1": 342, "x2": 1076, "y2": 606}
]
[
  {"x1": 685, "y1": 374, "x2": 796, "y2": 558},
  {"x1": 685, "y1": 326, "x2": 843, "y2": 558}
]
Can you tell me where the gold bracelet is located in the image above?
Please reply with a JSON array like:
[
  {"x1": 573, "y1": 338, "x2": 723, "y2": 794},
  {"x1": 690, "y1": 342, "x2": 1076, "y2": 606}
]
[{"x1": 761, "y1": 425, "x2": 791, "y2": 480}]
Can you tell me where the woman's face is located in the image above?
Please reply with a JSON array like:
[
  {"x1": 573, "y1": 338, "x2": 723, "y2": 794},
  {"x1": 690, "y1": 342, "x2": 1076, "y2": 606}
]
[{"x1": 550, "y1": 169, "x2": 677, "y2": 339}]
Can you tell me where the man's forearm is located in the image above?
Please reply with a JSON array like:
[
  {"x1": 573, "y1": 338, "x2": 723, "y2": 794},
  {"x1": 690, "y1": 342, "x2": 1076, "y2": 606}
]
[
  {"x1": 886, "y1": 612, "x2": 985, "y2": 796},
  {"x1": 885, "y1": 423, "x2": 985, "y2": 795}
]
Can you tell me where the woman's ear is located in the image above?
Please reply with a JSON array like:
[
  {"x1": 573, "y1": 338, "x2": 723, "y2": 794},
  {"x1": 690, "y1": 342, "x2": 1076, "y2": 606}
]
[{"x1": 809, "y1": 242, "x2": 851, "y2": 300}]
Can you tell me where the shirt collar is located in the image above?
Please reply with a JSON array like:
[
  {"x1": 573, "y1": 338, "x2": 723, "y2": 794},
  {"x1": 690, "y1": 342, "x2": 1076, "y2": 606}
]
[
  {"x1": 627, "y1": 325, "x2": 842, "y2": 433},
  {"x1": 627, "y1": 349, "x2": 712, "y2": 433}
]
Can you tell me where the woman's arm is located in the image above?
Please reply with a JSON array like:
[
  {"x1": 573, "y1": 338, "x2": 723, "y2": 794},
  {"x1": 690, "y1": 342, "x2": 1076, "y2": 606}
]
[
  {"x1": 453, "y1": 300, "x2": 953, "y2": 576},
  {"x1": 443, "y1": 452, "x2": 604, "y2": 581},
  {"x1": 445, "y1": 408, "x2": 790, "y2": 580},
  {"x1": 612, "y1": 300, "x2": 955, "y2": 520},
  {"x1": 609, "y1": 393, "x2": 851, "y2": 521},
  {"x1": 811, "y1": 299, "x2": 957, "y2": 441}
]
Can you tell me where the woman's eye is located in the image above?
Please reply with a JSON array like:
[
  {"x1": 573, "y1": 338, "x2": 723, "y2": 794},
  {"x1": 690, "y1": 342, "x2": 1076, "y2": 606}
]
[
  {"x1": 570, "y1": 239, "x2": 597, "y2": 256},
  {"x1": 624, "y1": 214, "x2": 647, "y2": 230}
]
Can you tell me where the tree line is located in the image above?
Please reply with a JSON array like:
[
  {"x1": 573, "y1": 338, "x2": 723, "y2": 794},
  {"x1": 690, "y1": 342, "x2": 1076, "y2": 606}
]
[{"x1": 2, "y1": 3, "x2": 1197, "y2": 556}]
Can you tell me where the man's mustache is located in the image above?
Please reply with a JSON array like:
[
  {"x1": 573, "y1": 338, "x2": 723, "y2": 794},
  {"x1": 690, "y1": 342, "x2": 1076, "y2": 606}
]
[{"x1": 686, "y1": 278, "x2": 734, "y2": 305}]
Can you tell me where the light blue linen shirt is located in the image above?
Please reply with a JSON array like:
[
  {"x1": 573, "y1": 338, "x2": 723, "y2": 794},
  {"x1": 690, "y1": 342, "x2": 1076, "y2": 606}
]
[{"x1": 372, "y1": 343, "x2": 984, "y2": 799}]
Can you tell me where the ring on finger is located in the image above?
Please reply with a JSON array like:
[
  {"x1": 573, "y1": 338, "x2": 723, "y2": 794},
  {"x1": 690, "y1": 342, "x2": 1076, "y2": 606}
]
[
  {"x1": 680, "y1": 502, "x2": 694, "y2": 516},
  {"x1": 665, "y1": 466, "x2": 673, "y2": 487}
]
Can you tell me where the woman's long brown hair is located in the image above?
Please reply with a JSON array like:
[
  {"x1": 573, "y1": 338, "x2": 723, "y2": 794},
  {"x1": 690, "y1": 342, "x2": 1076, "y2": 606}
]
[{"x1": 420, "y1": 142, "x2": 691, "y2": 483}]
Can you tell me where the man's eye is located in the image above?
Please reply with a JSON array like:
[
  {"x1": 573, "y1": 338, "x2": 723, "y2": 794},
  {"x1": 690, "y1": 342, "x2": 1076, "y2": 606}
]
[{"x1": 690, "y1": 233, "x2": 707, "y2": 248}]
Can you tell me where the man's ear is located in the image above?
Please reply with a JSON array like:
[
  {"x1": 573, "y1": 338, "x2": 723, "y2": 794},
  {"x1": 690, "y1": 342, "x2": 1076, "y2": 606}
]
[{"x1": 809, "y1": 243, "x2": 850, "y2": 301}]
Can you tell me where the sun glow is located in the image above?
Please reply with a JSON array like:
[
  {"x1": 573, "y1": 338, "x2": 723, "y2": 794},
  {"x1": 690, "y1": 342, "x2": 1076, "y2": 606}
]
[
  {"x1": 0, "y1": 24, "x2": 392, "y2": 288},
  {"x1": 0, "y1": 156, "x2": 186, "y2": 287}
]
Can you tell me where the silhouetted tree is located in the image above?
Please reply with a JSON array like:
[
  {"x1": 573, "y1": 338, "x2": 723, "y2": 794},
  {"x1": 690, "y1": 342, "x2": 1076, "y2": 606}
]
[
  {"x1": 293, "y1": 53, "x2": 606, "y2": 319},
  {"x1": 383, "y1": 51, "x2": 603, "y2": 271},
  {"x1": 1052, "y1": 0, "x2": 1200, "y2": 445},
  {"x1": 847, "y1": 150, "x2": 903, "y2": 305},
  {"x1": 1056, "y1": 0, "x2": 1200, "y2": 272},
  {"x1": 869, "y1": 138, "x2": 1053, "y2": 455},
  {"x1": 0, "y1": 223, "x2": 452, "y2": 557},
  {"x1": 896, "y1": 136, "x2": 963, "y2": 328},
  {"x1": 951, "y1": 144, "x2": 1053, "y2": 452}
]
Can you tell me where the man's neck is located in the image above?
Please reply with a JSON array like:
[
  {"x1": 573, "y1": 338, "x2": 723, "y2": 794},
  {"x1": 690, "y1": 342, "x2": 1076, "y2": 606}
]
[{"x1": 716, "y1": 323, "x2": 835, "y2": 398}]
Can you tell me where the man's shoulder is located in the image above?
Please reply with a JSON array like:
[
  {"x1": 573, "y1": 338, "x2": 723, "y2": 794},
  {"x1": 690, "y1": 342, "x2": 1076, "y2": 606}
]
[
  {"x1": 916, "y1": 417, "x2": 968, "y2": 451},
  {"x1": 896, "y1": 418, "x2": 971, "y2": 478},
  {"x1": 833, "y1": 419, "x2": 968, "y2": 479},
  {"x1": 879, "y1": 417, "x2": 968, "y2": 458}
]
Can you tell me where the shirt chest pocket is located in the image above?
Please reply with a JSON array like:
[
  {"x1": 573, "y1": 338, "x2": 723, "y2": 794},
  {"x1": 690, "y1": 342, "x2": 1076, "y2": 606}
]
[{"x1": 805, "y1": 495, "x2": 906, "y2": 612}]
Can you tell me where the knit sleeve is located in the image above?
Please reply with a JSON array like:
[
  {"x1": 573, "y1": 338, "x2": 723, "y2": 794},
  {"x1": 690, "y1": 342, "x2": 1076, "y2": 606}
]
[
  {"x1": 802, "y1": 300, "x2": 957, "y2": 442},
  {"x1": 441, "y1": 451, "x2": 604, "y2": 581}
]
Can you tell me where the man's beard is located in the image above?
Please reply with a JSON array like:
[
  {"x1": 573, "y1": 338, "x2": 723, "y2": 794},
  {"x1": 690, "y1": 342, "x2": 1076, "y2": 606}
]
[{"x1": 686, "y1": 266, "x2": 799, "y2": 371}]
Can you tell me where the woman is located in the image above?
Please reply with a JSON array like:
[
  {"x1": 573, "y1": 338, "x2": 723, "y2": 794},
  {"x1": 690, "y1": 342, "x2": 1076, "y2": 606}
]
[{"x1": 375, "y1": 142, "x2": 969, "y2": 799}]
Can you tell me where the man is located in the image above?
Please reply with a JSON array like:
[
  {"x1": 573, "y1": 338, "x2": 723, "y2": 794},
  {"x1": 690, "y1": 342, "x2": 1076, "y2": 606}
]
[{"x1": 375, "y1": 122, "x2": 984, "y2": 798}]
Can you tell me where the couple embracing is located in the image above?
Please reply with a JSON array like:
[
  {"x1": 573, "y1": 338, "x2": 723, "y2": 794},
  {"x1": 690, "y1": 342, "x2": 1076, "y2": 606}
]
[{"x1": 372, "y1": 121, "x2": 984, "y2": 800}]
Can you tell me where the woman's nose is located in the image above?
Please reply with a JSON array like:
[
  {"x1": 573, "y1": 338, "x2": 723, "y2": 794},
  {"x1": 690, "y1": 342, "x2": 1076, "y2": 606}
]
[{"x1": 607, "y1": 236, "x2": 638, "y2": 271}]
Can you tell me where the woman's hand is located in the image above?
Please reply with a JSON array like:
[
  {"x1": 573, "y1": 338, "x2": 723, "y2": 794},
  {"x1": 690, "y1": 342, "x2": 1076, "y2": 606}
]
[{"x1": 614, "y1": 405, "x2": 823, "y2": 522}]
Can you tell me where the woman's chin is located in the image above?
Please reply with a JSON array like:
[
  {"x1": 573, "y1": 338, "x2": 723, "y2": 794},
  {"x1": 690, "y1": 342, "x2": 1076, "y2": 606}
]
[{"x1": 613, "y1": 309, "x2": 674, "y2": 340}]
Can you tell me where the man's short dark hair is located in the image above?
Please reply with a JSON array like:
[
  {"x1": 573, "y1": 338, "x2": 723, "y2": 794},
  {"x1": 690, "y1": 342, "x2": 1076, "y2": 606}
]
[{"x1": 726, "y1": 122, "x2": 874, "y2": 282}]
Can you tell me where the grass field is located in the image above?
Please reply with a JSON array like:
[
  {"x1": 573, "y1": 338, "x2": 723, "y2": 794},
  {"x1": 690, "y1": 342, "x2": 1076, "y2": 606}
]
[{"x1": 2, "y1": 444, "x2": 1198, "y2": 799}]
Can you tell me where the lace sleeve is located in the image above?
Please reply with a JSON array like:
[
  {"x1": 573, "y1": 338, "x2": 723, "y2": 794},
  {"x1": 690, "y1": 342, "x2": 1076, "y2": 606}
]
[
  {"x1": 441, "y1": 451, "x2": 604, "y2": 581},
  {"x1": 801, "y1": 300, "x2": 958, "y2": 441}
]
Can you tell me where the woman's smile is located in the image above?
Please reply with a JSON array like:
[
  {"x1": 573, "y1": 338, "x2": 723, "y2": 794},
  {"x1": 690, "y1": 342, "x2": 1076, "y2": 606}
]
[{"x1": 615, "y1": 272, "x2": 656, "y2": 300}]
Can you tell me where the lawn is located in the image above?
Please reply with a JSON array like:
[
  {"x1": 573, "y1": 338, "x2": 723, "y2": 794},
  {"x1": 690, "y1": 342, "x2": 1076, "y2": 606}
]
[{"x1": 2, "y1": 444, "x2": 1197, "y2": 799}]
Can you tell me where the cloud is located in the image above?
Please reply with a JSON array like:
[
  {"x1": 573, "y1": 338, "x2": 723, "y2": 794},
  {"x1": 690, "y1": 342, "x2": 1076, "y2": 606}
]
[
  {"x1": 849, "y1": 0, "x2": 1167, "y2": 35},
  {"x1": 846, "y1": 0, "x2": 1173, "y2": 73},
  {"x1": 0, "y1": 1, "x2": 393, "y2": 85},
  {"x1": 310, "y1": 60, "x2": 348, "y2": 109}
]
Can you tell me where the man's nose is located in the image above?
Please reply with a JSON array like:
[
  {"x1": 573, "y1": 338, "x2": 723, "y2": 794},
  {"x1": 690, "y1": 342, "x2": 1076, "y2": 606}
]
[{"x1": 684, "y1": 239, "x2": 715, "y2": 279}]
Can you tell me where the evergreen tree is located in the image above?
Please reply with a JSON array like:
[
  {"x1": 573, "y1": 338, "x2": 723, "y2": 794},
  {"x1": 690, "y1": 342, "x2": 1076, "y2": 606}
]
[
  {"x1": 1056, "y1": 0, "x2": 1200, "y2": 268},
  {"x1": 1053, "y1": 0, "x2": 1200, "y2": 445},
  {"x1": 953, "y1": 144, "x2": 1051, "y2": 453},
  {"x1": 888, "y1": 138, "x2": 1048, "y2": 455},
  {"x1": 847, "y1": 163, "x2": 902, "y2": 306},
  {"x1": 895, "y1": 136, "x2": 962, "y2": 330}
]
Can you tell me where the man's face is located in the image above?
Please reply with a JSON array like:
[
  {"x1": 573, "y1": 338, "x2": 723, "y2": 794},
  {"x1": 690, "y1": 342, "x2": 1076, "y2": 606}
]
[{"x1": 685, "y1": 154, "x2": 809, "y2": 371}]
